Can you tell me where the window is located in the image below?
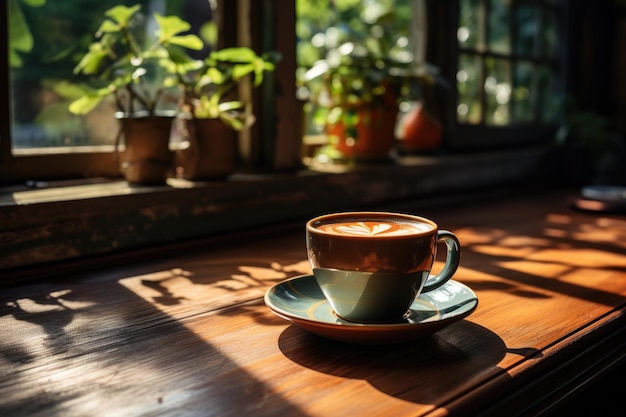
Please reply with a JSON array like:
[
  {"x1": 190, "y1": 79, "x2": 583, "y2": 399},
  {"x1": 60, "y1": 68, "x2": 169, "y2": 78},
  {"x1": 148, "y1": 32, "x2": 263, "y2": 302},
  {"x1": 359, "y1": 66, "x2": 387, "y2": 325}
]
[
  {"x1": 295, "y1": 0, "x2": 564, "y2": 155},
  {"x1": 2, "y1": 0, "x2": 566, "y2": 185},
  {"x1": 3, "y1": 0, "x2": 222, "y2": 183},
  {"x1": 457, "y1": 0, "x2": 562, "y2": 126},
  {"x1": 444, "y1": 0, "x2": 565, "y2": 149}
]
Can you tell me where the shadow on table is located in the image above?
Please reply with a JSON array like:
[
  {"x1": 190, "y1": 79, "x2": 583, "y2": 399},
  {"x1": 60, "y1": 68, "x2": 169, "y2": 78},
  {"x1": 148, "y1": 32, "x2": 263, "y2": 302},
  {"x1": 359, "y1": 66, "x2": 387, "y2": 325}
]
[
  {"x1": 278, "y1": 320, "x2": 513, "y2": 407},
  {"x1": 0, "y1": 280, "x2": 310, "y2": 417}
]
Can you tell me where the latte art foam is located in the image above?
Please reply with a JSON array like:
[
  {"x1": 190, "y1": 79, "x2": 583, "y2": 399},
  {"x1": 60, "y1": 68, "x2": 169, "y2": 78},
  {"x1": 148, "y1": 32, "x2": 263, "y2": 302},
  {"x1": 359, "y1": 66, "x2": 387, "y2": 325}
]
[{"x1": 317, "y1": 220, "x2": 432, "y2": 237}]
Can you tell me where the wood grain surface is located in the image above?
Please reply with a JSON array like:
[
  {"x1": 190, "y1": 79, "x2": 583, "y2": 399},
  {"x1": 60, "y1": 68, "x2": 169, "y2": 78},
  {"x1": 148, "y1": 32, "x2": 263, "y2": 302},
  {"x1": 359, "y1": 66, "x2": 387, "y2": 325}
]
[{"x1": 1, "y1": 190, "x2": 625, "y2": 416}]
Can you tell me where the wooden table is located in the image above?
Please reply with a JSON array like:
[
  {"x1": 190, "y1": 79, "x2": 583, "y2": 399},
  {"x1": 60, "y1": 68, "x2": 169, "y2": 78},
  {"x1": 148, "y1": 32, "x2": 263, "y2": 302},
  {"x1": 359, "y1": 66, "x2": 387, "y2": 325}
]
[{"x1": 1, "y1": 190, "x2": 625, "y2": 416}]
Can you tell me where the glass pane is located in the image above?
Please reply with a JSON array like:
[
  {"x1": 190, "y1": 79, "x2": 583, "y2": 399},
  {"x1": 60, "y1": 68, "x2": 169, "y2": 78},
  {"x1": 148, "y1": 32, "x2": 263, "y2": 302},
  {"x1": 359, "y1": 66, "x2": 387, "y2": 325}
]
[
  {"x1": 488, "y1": 0, "x2": 510, "y2": 54},
  {"x1": 537, "y1": 64, "x2": 558, "y2": 123},
  {"x1": 484, "y1": 57, "x2": 511, "y2": 126},
  {"x1": 458, "y1": 0, "x2": 481, "y2": 50},
  {"x1": 296, "y1": 0, "x2": 414, "y2": 137},
  {"x1": 8, "y1": 0, "x2": 214, "y2": 151},
  {"x1": 512, "y1": 61, "x2": 534, "y2": 123},
  {"x1": 514, "y1": 5, "x2": 537, "y2": 57},
  {"x1": 457, "y1": 53, "x2": 482, "y2": 124},
  {"x1": 296, "y1": 0, "x2": 413, "y2": 70},
  {"x1": 543, "y1": 10, "x2": 557, "y2": 58}
]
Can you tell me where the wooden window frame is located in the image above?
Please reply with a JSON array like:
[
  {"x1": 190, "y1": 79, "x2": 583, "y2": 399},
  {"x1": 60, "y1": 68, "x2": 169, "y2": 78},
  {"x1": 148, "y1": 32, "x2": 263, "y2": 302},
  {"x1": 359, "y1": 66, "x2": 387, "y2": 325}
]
[
  {"x1": 1, "y1": 0, "x2": 576, "y2": 185},
  {"x1": 427, "y1": 0, "x2": 565, "y2": 151},
  {"x1": 0, "y1": 0, "x2": 301, "y2": 185}
]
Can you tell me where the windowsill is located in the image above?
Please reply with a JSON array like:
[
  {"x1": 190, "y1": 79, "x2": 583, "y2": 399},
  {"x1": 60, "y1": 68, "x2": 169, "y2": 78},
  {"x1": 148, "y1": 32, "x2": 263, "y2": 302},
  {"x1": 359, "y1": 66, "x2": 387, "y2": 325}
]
[{"x1": 0, "y1": 145, "x2": 553, "y2": 280}]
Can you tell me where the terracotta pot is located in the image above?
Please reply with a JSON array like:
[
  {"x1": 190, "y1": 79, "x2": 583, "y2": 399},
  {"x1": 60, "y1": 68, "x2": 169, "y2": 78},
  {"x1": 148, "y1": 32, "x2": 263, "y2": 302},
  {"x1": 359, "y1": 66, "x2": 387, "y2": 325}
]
[
  {"x1": 116, "y1": 113, "x2": 174, "y2": 185},
  {"x1": 176, "y1": 118, "x2": 238, "y2": 180},
  {"x1": 326, "y1": 104, "x2": 399, "y2": 162},
  {"x1": 397, "y1": 102, "x2": 443, "y2": 153}
]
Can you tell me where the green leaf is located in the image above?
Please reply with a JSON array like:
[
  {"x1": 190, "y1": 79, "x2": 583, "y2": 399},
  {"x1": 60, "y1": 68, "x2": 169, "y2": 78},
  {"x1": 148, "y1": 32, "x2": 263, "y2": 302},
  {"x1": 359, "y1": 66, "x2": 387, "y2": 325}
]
[
  {"x1": 194, "y1": 95, "x2": 219, "y2": 118},
  {"x1": 68, "y1": 93, "x2": 106, "y2": 115},
  {"x1": 53, "y1": 80, "x2": 88, "y2": 100},
  {"x1": 168, "y1": 34, "x2": 204, "y2": 50},
  {"x1": 174, "y1": 58, "x2": 203, "y2": 74},
  {"x1": 211, "y1": 47, "x2": 258, "y2": 63},
  {"x1": 99, "y1": 32, "x2": 118, "y2": 49},
  {"x1": 162, "y1": 75, "x2": 179, "y2": 88},
  {"x1": 232, "y1": 63, "x2": 254, "y2": 81},
  {"x1": 97, "y1": 20, "x2": 121, "y2": 35},
  {"x1": 105, "y1": 4, "x2": 140, "y2": 27},
  {"x1": 21, "y1": 0, "x2": 46, "y2": 7},
  {"x1": 143, "y1": 48, "x2": 168, "y2": 60},
  {"x1": 312, "y1": 106, "x2": 329, "y2": 127},
  {"x1": 199, "y1": 68, "x2": 225, "y2": 86},
  {"x1": 253, "y1": 58, "x2": 271, "y2": 86},
  {"x1": 159, "y1": 59, "x2": 178, "y2": 74},
  {"x1": 200, "y1": 21, "x2": 218, "y2": 49},
  {"x1": 9, "y1": 49, "x2": 22, "y2": 67},
  {"x1": 9, "y1": 2, "x2": 32, "y2": 52},
  {"x1": 110, "y1": 73, "x2": 133, "y2": 88},
  {"x1": 155, "y1": 14, "x2": 191, "y2": 40},
  {"x1": 327, "y1": 106, "x2": 343, "y2": 124},
  {"x1": 218, "y1": 101, "x2": 244, "y2": 112},
  {"x1": 219, "y1": 112, "x2": 244, "y2": 131},
  {"x1": 73, "y1": 43, "x2": 108, "y2": 75}
]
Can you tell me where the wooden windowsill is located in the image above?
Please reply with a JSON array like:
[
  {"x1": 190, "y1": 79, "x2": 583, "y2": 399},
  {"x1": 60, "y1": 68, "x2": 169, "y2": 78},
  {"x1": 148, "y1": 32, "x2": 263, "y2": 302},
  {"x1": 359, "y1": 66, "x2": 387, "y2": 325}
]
[{"x1": 0, "y1": 145, "x2": 553, "y2": 279}]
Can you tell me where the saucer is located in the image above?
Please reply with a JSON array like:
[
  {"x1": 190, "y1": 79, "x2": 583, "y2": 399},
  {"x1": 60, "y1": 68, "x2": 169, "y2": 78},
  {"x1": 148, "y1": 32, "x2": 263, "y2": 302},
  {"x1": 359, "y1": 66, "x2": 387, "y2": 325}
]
[
  {"x1": 264, "y1": 274, "x2": 478, "y2": 344},
  {"x1": 572, "y1": 185, "x2": 626, "y2": 213}
]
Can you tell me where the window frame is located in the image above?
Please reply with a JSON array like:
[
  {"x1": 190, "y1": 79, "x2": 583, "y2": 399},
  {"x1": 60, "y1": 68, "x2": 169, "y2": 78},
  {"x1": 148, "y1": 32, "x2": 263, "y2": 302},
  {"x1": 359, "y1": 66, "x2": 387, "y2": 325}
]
[
  {"x1": 0, "y1": 0, "x2": 302, "y2": 185},
  {"x1": 1, "y1": 0, "x2": 568, "y2": 185},
  {"x1": 1, "y1": 2, "x2": 129, "y2": 183},
  {"x1": 427, "y1": 0, "x2": 565, "y2": 151}
]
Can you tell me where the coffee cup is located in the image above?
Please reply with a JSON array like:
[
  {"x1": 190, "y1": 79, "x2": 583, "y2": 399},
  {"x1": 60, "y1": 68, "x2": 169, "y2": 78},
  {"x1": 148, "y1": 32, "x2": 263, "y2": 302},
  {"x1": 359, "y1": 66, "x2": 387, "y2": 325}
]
[{"x1": 306, "y1": 211, "x2": 460, "y2": 323}]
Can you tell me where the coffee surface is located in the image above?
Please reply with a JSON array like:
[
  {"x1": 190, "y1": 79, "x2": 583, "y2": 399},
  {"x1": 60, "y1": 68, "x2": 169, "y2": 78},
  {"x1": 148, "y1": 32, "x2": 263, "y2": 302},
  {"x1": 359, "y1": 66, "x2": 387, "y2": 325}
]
[{"x1": 316, "y1": 219, "x2": 432, "y2": 237}]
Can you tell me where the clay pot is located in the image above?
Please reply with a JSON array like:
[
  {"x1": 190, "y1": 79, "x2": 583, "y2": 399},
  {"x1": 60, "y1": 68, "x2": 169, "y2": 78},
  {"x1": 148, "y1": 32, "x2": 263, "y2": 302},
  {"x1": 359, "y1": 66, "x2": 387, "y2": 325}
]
[
  {"x1": 326, "y1": 104, "x2": 399, "y2": 162},
  {"x1": 176, "y1": 118, "x2": 238, "y2": 180},
  {"x1": 396, "y1": 102, "x2": 443, "y2": 153},
  {"x1": 116, "y1": 112, "x2": 175, "y2": 185}
]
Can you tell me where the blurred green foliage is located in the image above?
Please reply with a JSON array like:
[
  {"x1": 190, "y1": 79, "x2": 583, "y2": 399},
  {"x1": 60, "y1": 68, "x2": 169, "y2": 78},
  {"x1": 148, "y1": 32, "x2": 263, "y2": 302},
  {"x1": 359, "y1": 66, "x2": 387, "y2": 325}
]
[
  {"x1": 8, "y1": 1, "x2": 205, "y2": 147},
  {"x1": 296, "y1": 0, "x2": 431, "y2": 138}
]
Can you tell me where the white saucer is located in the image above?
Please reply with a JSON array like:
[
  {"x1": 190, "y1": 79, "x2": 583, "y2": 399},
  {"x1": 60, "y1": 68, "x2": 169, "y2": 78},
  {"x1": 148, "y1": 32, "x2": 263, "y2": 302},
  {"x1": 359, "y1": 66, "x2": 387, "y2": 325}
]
[{"x1": 264, "y1": 274, "x2": 478, "y2": 344}]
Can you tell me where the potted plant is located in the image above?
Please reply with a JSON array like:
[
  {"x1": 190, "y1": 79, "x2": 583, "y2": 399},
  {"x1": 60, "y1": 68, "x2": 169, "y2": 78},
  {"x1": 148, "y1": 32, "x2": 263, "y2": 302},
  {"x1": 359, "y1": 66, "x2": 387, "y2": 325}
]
[
  {"x1": 68, "y1": 4, "x2": 203, "y2": 185},
  {"x1": 174, "y1": 47, "x2": 278, "y2": 180},
  {"x1": 297, "y1": 1, "x2": 442, "y2": 165}
]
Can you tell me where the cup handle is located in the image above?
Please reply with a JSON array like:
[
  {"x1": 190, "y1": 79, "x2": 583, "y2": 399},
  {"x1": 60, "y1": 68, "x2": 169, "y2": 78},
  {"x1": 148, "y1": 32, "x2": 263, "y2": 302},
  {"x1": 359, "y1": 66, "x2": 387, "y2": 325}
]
[{"x1": 422, "y1": 230, "x2": 461, "y2": 293}]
